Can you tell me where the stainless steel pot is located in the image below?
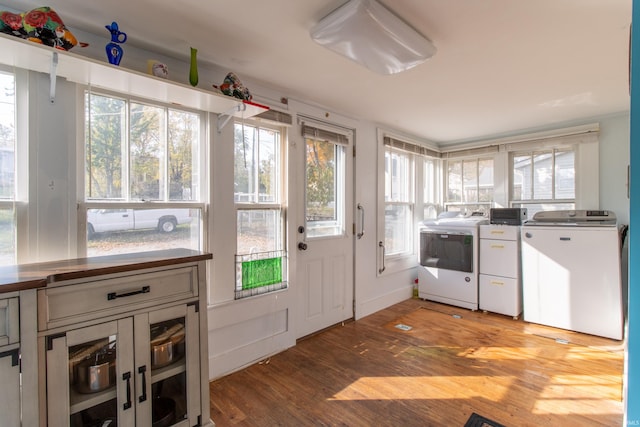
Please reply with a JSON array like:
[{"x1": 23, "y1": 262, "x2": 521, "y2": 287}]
[
  {"x1": 150, "y1": 324, "x2": 185, "y2": 369},
  {"x1": 151, "y1": 339, "x2": 174, "y2": 368},
  {"x1": 74, "y1": 351, "x2": 116, "y2": 394}
]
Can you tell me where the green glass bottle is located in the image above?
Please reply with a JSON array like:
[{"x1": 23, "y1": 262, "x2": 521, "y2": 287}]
[{"x1": 189, "y1": 47, "x2": 198, "y2": 87}]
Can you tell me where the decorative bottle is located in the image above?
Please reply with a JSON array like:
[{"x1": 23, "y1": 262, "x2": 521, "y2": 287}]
[
  {"x1": 105, "y1": 22, "x2": 127, "y2": 66},
  {"x1": 189, "y1": 47, "x2": 199, "y2": 87}
]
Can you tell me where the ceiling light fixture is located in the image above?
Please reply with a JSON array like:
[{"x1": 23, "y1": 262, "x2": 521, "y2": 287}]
[{"x1": 310, "y1": 0, "x2": 436, "y2": 75}]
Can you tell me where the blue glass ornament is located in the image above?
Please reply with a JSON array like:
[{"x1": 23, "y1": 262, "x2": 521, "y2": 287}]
[{"x1": 105, "y1": 21, "x2": 127, "y2": 66}]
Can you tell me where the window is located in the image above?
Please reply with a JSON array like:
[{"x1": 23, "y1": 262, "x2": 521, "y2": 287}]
[
  {"x1": 511, "y1": 148, "x2": 575, "y2": 216},
  {"x1": 384, "y1": 147, "x2": 414, "y2": 257},
  {"x1": 0, "y1": 71, "x2": 16, "y2": 265},
  {"x1": 303, "y1": 125, "x2": 348, "y2": 238},
  {"x1": 444, "y1": 157, "x2": 494, "y2": 215},
  {"x1": 82, "y1": 91, "x2": 204, "y2": 256},
  {"x1": 234, "y1": 121, "x2": 287, "y2": 299},
  {"x1": 380, "y1": 135, "x2": 441, "y2": 272},
  {"x1": 423, "y1": 158, "x2": 438, "y2": 220}
]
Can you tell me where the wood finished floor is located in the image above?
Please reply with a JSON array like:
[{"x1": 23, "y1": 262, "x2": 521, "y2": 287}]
[{"x1": 209, "y1": 299, "x2": 624, "y2": 426}]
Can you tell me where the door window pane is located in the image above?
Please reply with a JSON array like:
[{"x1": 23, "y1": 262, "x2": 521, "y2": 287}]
[{"x1": 305, "y1": 138, "x2": 344, "y2": 238}]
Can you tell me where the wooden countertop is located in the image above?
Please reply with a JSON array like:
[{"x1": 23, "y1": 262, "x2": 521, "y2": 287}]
[{"x1": 0, "y1": 249, "x2": 212, "y2": 294}]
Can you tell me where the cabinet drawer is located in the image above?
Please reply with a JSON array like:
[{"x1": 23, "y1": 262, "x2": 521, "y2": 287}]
[
  {"x1": 480, "y1": 225, "x2": 519, "y2": 241},
  {"x1": 479, "y1": 239, "x2": 519, "y2": 277},
  {"x1": 39, "y1": 266, "x2": 198, "y2": 330},
  {"x1": 0, "y1": 297, "x2": 20, "y2": 347},
  {"x1": 479, "y1": 274, "x2": 522, "y2": 317}
]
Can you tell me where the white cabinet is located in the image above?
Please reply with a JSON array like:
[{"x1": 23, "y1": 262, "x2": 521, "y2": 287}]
[
  {"x1": 479, "y1": 225, "x2": 522, "y2": 318},
  {"x1": 0, "y1": 294, "x2": 21, "y2": 427},
  {"x1": 38, "y1": 257, "x2": 212, "y2": 426},
  {"x1": 521, "y1": 225, "x2": 623, "y2": 340}
]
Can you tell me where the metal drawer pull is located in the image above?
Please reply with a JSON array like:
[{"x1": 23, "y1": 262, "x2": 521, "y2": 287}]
[
  {"x1": 491, "y1": 230, "x2": 504, "y2": 234},
  {"x1": 560, "y1": 237, "x2": 571, "y2": 241},
  {"x1": 138, "y1": 365, "x2": 147, "y2": 403},
  {"x1": 378, "y1": 241, "x2": 386, "y2": 274},
  {"x1": 357, "y1": 203, "x2": 365, "y2": 239},
  {"x1": 491, "y1": 281, "x2": 505, "y2": 286},
  {"x1": 490, "y1": 244, "x2": 505, "y2": 249},
  {"x1": 108, "y1": 286, "x2": 150, "y2": 300},
  {"x1": 123, "y1": 371, "x2": 132, "y2": 410}
]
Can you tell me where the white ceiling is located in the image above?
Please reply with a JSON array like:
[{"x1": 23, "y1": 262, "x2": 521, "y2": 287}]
[{"x1": 5, "y1": 0, "x2": 632, "y2": 144}]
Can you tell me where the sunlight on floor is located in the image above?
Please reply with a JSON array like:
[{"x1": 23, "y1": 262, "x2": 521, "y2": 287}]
[
  {"x1": 539, "y1": 374, "x2": 623, "y2": 400},
  {"x1": 328, "y1": 373, "x2": 622, "y2": 416},
  {"x1": 328, "y1": 375, "x2": 514, "y2": 401},
  {"x1": 532, "y1": 398, "x2": 623, "y2": 415}
]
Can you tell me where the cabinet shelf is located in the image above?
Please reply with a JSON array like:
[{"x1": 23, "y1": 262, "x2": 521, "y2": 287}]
[
  {"x1": 69, "y1": 386, "x2": 117, "y2": 415},
  {"x1": 0, "y1": 33, "x2": 268, "y2": 118},
  {"x1": 151, "y1": 358, "x2": 187, "y2": 384}
]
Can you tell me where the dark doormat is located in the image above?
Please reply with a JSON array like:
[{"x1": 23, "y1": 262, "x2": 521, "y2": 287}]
[{"x1": 464, "y1": 412, "x2": 506, "y2": 427}]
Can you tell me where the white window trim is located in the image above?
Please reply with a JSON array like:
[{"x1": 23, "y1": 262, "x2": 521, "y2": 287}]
[
  {"x1": 443, "y1": 154, "x2": 496, "y2": 216},
  {"x1": 77, "y1": 87, "x2": 208, "y2": 256},
  {"x1": 377, "y1": 129, "x2": 439, "y2": 275},
  {"x1": 505, "y1": 130, "x2": 599, "y2": 210},
  {"x1": 233, "y1": 118, "x2": 288, "y2": 299}
]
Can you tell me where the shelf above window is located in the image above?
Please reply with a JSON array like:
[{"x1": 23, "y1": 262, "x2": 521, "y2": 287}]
[{"x1": 0, "y1": 33, "x2": 268, "y2": 118}]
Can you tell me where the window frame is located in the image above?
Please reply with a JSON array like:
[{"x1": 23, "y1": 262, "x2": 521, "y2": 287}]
[
  {"x1": 509, "y1": 147, "x2": 576, "y2": 215},
  {"x1": 78, "y1": 88, "x2": 208, "y2": 257},
  {"x1": 0, "y1": 67, "x2": 28, "y2": 265},
  {"x1": 443, "y1": 155, "x2": 495, "y2": 216},
  {"x1": 378, "y1": 132, "x2": 440, "y2": 275},
  {"x1": 504, "y1": 130, "x2": 599, "y2": 216},
  {"x1": 233, "y1": 118, "x2": 288, "y2": 299},
  {"x1": 302, "y1": 123, "x2": 349, "y2": 240}
]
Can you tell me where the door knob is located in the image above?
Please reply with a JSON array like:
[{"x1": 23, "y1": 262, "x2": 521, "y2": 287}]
[{"x1": 298, "y1": 242, "x2": 308, "y2": 251}]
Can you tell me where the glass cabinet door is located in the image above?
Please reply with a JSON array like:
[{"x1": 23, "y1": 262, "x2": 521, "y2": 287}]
[
  {"x1": 135, "y1": 303, "x2": 200, "y2": 426},
  {"x1": 46, "y1": 318, "x2": 135, "y2": 427}
]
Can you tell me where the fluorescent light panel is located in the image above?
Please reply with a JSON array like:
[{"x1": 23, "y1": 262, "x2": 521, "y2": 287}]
[{"x1": 310, "y1": 0, "x2": 436, "y2": 75}]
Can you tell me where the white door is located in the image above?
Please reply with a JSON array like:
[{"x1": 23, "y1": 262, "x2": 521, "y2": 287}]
[{"x1": 295, "y1": 120, "x2": 354, "y2": 339}]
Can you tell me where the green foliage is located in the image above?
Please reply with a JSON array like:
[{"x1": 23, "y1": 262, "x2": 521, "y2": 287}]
[
  {"x1": 86, "y1": 93, "x2": 198, "y2": 201},
  {"x1": 305, "y1": 139, "x2": 335, "y2": 219}
]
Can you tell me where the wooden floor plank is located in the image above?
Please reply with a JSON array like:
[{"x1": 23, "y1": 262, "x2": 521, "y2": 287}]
[{"x1": 210, "y1": 299, "x2": 624, "y2": 426}]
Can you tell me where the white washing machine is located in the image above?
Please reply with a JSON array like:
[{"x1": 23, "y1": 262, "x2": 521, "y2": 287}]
[
  {"x1": 521, "y1": 210, "x2": 624, "y2": 340},
  {"x1": 418, "y1": 212, "x2": 489, "y2": 310}
]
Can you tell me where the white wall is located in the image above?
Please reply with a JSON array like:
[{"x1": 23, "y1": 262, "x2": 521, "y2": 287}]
[
  {"x1": 599, "y1": 113, "x2": 631, "y2": 225},
  {"x1": 10, "y1": 22, "x2": 631, "y2": 380}
]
